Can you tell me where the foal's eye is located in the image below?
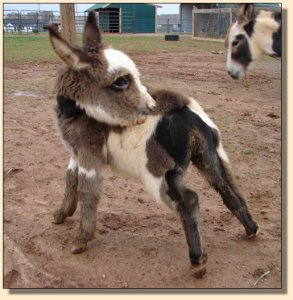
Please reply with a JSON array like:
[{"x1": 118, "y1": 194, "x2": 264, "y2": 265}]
[{"x1": 111, "y1": 76, "x2": 130, "y2": 91}]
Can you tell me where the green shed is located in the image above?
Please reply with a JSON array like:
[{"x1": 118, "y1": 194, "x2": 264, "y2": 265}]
[{"x1": 85, "y1": 3, "x2": 158, "y2": 33}]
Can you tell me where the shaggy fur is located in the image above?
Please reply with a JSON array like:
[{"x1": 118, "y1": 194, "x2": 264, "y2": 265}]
[{"x1": 49, "y1": 11, "x2": 259, "y2": 276}]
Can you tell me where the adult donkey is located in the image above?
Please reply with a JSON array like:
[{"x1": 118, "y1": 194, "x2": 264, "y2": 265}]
[{"x1": 225, "y1": 4, "x2": 281, "y2": 79}]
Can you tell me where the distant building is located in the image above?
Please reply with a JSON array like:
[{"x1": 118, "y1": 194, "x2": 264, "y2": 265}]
[
  {"x1": 157, "y1": 14, "x2": 180, "y2": 33},
  {"x1": 3, "y1": 23, "x2": 15, "y2": 32},
  {"x1": 85, "y1": 3, "x2": 159, "y2": 33}
]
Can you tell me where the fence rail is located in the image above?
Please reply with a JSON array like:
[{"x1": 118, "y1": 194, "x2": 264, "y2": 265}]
[
  {"x1": 192, "y1": 7, "x2": 281, "y2": 38},
  {"x1": 3, "y1": 10, "x2": 87, "y2": 34},
  {"x1": 3, "y1": 9, "x2": 185, "y2": 35},
  {"x1": 5, "y1": 8, "x2": 280, "y2": 37}
]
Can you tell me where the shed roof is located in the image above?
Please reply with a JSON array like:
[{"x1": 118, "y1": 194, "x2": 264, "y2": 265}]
[
  {"x1": 217, "y1": 3, "x2": 280, "y2": 8},
  {"x1": 85, "y1": 4, "x2": 110, "y2": 11},
  {"x1": 85, "y1": 3, "x2": 160, "y2": 12}
]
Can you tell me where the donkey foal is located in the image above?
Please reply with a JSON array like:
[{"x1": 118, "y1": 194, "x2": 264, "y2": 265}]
[{"x1": 49, "y1": 12, "x2": 259, "y2": 277}]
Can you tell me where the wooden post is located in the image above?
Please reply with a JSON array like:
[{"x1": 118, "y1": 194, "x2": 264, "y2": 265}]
[
  {"x1": 60, "y1": 4, "x2": 76, "y2": 43},
  {"x1": 192, "y1": 8, "x2": 198, "y2": 37},
  {"x1": 119, "y1": 7, "x2": 122, "y2": 33}
]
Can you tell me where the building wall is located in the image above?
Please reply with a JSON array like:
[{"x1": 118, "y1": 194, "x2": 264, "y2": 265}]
[
  {"x1": 133, "y1": 4, "x2": 156, "y2": 33},
  {"x1": 180, "y1": 3, "x2": 193, "y2": 33},
  {"x1": 102, "y1": 3, "x2": 156, "y2": 33},
  {"x1": 180, "y1": 3, "x2": 216, "y2": 33}
]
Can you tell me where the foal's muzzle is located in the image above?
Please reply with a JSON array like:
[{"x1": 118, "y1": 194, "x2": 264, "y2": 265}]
[
  {"x1": 228, "y1": 70, "x2": 240, "y2": 80},
  {"x1": 136, "y1": 107, "x2": 153, "y2": 115}
]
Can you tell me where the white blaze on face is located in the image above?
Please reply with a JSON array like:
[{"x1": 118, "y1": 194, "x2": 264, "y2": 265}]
[
  {"x1": 104, "y1": 48, "x2": 156, "y2": 110},
  {"x1": 104, "y1": 48, "x2": 140, "y2": 79},
  {"x1": 226, "y1": 22, "x2": 248, "y2": 79}
]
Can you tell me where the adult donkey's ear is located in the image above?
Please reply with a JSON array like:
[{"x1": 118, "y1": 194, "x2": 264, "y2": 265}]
[
  {"x1": 48, "y1": 24, "x2": 90, "y2": 69},
  {"x1": 83, "y1": 11, "x2": 102, "y2": 50},
  {"x1": 238, "y1": 4, "x2": 255, "y2": 25}
]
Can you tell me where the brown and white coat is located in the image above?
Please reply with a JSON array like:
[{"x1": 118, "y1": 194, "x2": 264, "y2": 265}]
[{"x1": 49, "y1": 11, "x2": 259, "y2": 277}]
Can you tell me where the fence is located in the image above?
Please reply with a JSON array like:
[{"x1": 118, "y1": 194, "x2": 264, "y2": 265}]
[
  {"x1": 157, "y1": 15, "x2": 181, "y2": 33},
  {"x1": 192, "y1": 8, "x2": 235, "y2": 38},
  {"x1": 3, "y1": 7, "x2": 282, "y2": 37},
  {"x1": 3, "y1": 9, "x2": 188, "y2": 35},
  {"x1": 192, "y1": 7, "x2": 281, "y2": 38},
  {"x1": 3, "y1": 10, "x2": 87, "y2": 34}
]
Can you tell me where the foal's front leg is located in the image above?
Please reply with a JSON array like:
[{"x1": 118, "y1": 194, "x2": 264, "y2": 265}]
[
  {"x1": 53, "y1": 158, "x2": 78, "y2": 224},
  {"x1": 71, "y1": 166, "x2": 103, "y2": 254}
]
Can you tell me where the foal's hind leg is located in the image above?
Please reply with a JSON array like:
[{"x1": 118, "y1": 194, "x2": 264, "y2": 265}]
[
  {"x1": 164, "y1": 168, "x2": 208, "y2": 277},
  {"x1": 193, "y1": 150, "x2": 259, "y2": 237},
  {"x1": 53, "y1": 158, "x2": 78, "y2": 224},
  {"x1": 71, "y1": 166, "x2": 103, "y2": 254}
]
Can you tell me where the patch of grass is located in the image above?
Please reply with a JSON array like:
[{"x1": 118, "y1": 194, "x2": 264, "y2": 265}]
[
  {"x1": 4, "y1": 33, "x2": 225, "y2": 64},
  {"x1": 4, "y1": 34, "x2": 58, "y2": 63},
  {"x1": 242, "y1": 149, "x2": 254, "y2": 155},
  {"x1": 260, "y1": 54, "x2": 278, "y2": 62},
  {"x1": 4, "y1": 75, "x2": 55, "y2": 96},
  {"x1": 104, "y1": 35, "x2": 225, "y2": 53},
  {"x1": 251, "y1": 170, "x2": 261, "y2": 178}
]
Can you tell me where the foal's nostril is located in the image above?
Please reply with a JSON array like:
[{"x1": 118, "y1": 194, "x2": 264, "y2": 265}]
[{"x1": 136, "y1": 107, "x2": 151, "y2": 115}]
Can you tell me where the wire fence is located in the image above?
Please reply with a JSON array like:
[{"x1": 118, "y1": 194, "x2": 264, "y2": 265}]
[
  {"x1": 3, "y1": 10, "x2": 87, "y2": 34},
  {"x1": 192, "y1": 8, "x2": 235, "y2": 38},
  {"x1": 3, "y1": 9, "x2": 185, "y2": 35},
  {"x1": 3, "y1": 8, "x2": 281, "y2": 37},
  {"x1": 192, "y1": 7, "x2": 281, "y2": 38}
]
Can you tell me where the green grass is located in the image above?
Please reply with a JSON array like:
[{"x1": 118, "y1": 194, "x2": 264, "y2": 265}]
[
  {"x1": 4, "y1": 34, "x2": 61, "y2": 63},
  {"x1": 4, "y1": 33, "x2": 225, "y2": 64},
  {"x1": 242, "y1": 149, "x2": 254, "y2": 155}
]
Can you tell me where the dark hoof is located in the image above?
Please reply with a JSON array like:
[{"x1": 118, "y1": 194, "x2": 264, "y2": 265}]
[
  {"x1": 71, "y1": 241, "x2": 87, "y2": 254},
  {"x1": 53, "y1": 210, "x2": 66, "y2": 224},
  {"x1": 190, "y1": 253, "x2": 208, "y2": 278},
  {"x1": 248, "y1": 224, "x2": 260, "y2": 238}
]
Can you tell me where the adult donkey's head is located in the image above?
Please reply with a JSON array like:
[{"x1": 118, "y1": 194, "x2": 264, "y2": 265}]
[
  {"x1": 225, "y1": 4, "x2": 281, "y2": 80},
  {"x1": 48, "y1": 11, "x2": 155, "y2": 126}
]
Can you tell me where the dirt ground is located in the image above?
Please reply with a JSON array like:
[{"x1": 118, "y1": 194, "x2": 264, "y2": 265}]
[{"x1": 3, "y1": 49, "x2": 282, "y2": 289}]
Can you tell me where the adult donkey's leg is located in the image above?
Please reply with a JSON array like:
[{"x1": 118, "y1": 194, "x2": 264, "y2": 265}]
[{"x1": 53, "y1": 157, "x2": 78, "y2": 224}]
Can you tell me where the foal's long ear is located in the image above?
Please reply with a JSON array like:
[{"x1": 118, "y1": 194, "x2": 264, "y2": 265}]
[
  {"x1": 48, "y1": 25, "x2": 89, "y2": 69},
  {"x1": 238, "y1": 4, "x2": 254, "y2": 24},
  {"x1": 83, "y1": 11, "x2": 102, "y2": 49}
]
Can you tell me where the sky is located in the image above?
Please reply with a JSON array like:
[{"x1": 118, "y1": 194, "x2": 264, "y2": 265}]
[{"x1": 3, "y1": 3, "x2": 180, "y2": 15}]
